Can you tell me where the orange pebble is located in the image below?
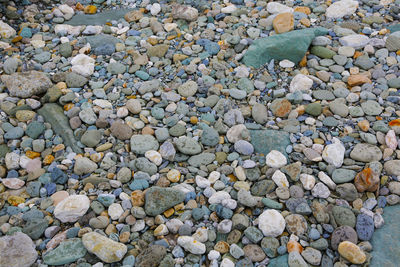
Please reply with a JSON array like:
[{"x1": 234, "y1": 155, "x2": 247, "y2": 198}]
[
  {"x1": 287, "y1": 240, "x2": 303, "y2": 253},
  {"x1": 12, "y1": 36, "x2": 22, "y2": 43},
  {"x1": 75, "y1": 2, "x2": 84, "y2": 10},
  {"x1": 389, "y1": 118, "x2": 400, "y2": 127},
  {"x1": 357, "y1": 120, "x2": 370, "y2": 132},
  {"x1": 64, "y1": 103, "x2": 74, "y2": 111},
  {"x1": 43, "y1": 155, "x2": 55, "y2": 165},
  {"x1": 84, "y1": 5, "x2": 97, "y2": 14},
  {"x1": 299, "y1": 55, "x2": 307, "y2": 67},
  {"x1": 353, "y1": 51, "x2": 363, "y2": 59},
  {"x1": 26, "y1": 150, "x2": 41, "y2": 159},
  {"x1": 190, "y1": 116, "x2": 198, "y2": 124},
  {"x1": 163, "y1": 208, "x2": 175, "y2": 218}
]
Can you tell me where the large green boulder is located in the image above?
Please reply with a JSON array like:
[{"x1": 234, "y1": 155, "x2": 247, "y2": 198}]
[{"x1": 242, "y1": 27, "x2": 329, "y2": 68}]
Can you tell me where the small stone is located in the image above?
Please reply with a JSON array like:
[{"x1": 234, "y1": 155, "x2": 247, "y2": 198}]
[
  {"x1": 266, "y1": 150, "x2": 287, "y2": 168},
  {"x1": 82, "y1": 232, "x2": 127, "y2": 263},
  {"x1": 54, "y1": 195, "x2": 90, "y2": 223},
  {"x1": 0, "y1": 232, "x2": 37, "y2": 267},
  {"x1": 177, "y1": 236, "x2": 206, "y2": 254},
  {"x1": 338, "y1": 241, "x2": 366, "y2": 264},
  {"x1": 258, "y1": 209, "x2": 286, "y2": 237},
  {"x1": 273, "y1": 13, "x2": 294, "y2": 34}
]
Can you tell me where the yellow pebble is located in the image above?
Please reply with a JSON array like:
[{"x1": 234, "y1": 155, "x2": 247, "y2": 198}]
[
  {"x1": 26, "y1": 150, "x2": 41, "y2": 159},
  {"x1": 64, "y1": 103, "x2": 74, "y2": 111},
  {"x1": 190, "y1": 116, "x2": 198, "y2": 124},
  {"x1": 8, "y1": 196, "x2": 25, "y2": 206},
  {"x1": 84, "y1": 5, "x2": 97, "y2": 14},
  {"x1": 43, "y1": 154, "x2": 55, "y2": 165},
  {"x1": 167, "y1": 169, "x2": 181, "y2": 183},
  {"x1": 163, "y1": 208, "x2": 175, "y2": 218}
]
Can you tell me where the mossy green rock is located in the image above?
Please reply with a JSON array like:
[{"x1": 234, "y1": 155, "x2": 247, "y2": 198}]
[
  {"x1": 242, "y1": 27, "x2": 329, "y2": 68},
  {"x1": 305, "y1": 103, "x2": 322, "y2": 116},
  {"x1": 249, "y1": 130, "x2": 291, "y2": 157},
  {"x1": 145, "y1": 187, "x2": 185, "y2": 216},
  {"x1": 43, "y1": 238, "x2": 87, "y2": 265},
  {"x1": 311, "y1": 46, "x2": 337, "y2": 59}
]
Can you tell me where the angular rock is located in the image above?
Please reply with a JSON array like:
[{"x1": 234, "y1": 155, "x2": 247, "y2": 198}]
[
  {"x1": 145, "y1": 186, "x2": 186, "y2": 216},
  {"x1": 1, "y1": 71, "x2": 52, "y2": 98},
  {"x1": 82, "y1": 232, "x2": 127, "y2": 263},
  {"x1": 54, "y1": 195, "x2": 90, "y2": 223},
  {"x1": 43, "y1": 238, "x2": 87, "y2": 265},
  {"x1": 0, "y1": 232, "x2": 37, "y2": 267}
]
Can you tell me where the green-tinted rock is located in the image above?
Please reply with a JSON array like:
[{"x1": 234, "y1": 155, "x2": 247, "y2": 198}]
[
  {"x1": 188, "y1": 153, "x2": 216, "y2": 167},
  {"x1": 371, "y1": 205, "x2": 400, "y2": 266},
  {"x1": 332, "y1": 206, "x2": 356, "y2": 227},
  {"x1": 0, "y1": 144, "x2": 10, "y2": 158},
  {"x1": 9, "y1": 104, "x2": 32, "y2": 117},
  {"x1": 145, "y1": 187, "x2": 186, "y2": 216},
  {"x1": 37, "y1": 103, "x2": 82, "y2": 153},
  {"x1": 22, "y1": 218, "x2": 48, "y2": 239},
  {"x1": 332, "y1": 168, "x2": 356, "y2": 183},
  {"x1": 59, "y1": 42, "x2": 72, "y2": 57},
  {"x1": 305, "y1": 103, "x2": 322, "y2": 116},
  {"x1": 242, "y1": 27, "x2": 329, "y2": 68},
  {"x1": 41, "y1": 86, "x2": 62, "y2": 103},
  {"x1": 262, "y1": 198, "x2": 283, "y2": 209},
  {"x1": 311, "y1": 46, "x2": 337, "y2": 59},
  {"x1": 249, "y1": 129, "x2": 291, "y2": 157},
  {"x1": 43, "y1": 238, "x2": 87, "y2": 265},
  {"x1": 86, "y1": 34, "x2": 121, "y2": 49},
  {"x1": 26, "y1": 121, "x2": 45, "y2": 139},
  {"x1": 268, "y1": 254, "x2": 289, "y2": 267},
  {"x1": 388, "y1": 24, "x2": 400, "y2": 33}
]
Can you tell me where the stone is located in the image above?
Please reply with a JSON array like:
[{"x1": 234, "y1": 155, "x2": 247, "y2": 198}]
[
  {"x1": 43, "y1": 238, "x2": 87, "y2": 265},
  {"x1": 384, "y1": 160, "x2": 400, "y2": 176},
  {"x1": 71, "y1": 54, "x2": 95, "y2": 77},
  {"x1": 178, "y1": 80, "x2": 198, "y2": 97},
  {"x1": 356, "y1": 214, "x2": 374, "y2": 241},
  {"x1": 347, "y1": 74, "x2": 371, "y2": 86},
  {"x1": 175, "y1": 136, "x2": 201, "y2": 155},
  {"x1": 38, "y1": 104, "x2": 82, "y2": 153},
  {"x1": 322, "y1": 137, "x2": 345, "y2": 167},
  {"x1": 258, "y1": 209, "x2": 286, "y2": 237},
  {"x1": 288, "y1": 252, "x2": 308, "y2": 267},
  {"x1": 331, "y1": 226, "x2": 358, "y2": 250},
  {"x1": 3, "y1": 57, "x2": 18, "y2": 74},
  {"x1": 130, "y1": 135, "x2": 159, "y2": 154},
  {"x1": 243, "y1": 244, "x2": 266, "y2": 262},
  {"x1": 290, "y1": 74, "x2": 313, "y2": 92},
  {"x1": 66, "y1": 9, "x2": 131, "y2": 26},
  {"x1": 251, "y1": 103, "x2": 268, "y2": 124},
  {"x1": 250, "y1": 130, "x2": 291, "y2": 157},
  {"x1": 0, "y1": 232, "x2": 37, "y2": 267},
  {"x1": 82, "y1": 232, "x2": 127, "y2": 263},
  {"x1": 177, "y1": 236, "x2": 206, "y2": 254},
  {"x1": 386, "y1": 32, "x2": 400, "y2": 52},
  {"x1": 135, "y1": 245, "x2": 167, "y2": 267},
  {"x1": 1, "y1": 71, "x2": 52, "y2": 98},
  {"x1": 285, "y1": 214, "x2": 308, "y2": 236},
  {"x1": 74, "y1": 157, "x2": 97, "y2": 175},
  {"x1": 145, "y1": 186, "x2": 185, "y2": 216},
  {"x1": 339, "y1": 35, "x2": 370, "y2": 49},
  {"x1": 326, "y1": 0, "x2": 359, "y2": 19},
  {"x1": 332, "y1": 206, "x2": 356, "y2": 227},
  {"x1": 242, "y1": 27, "x2": 329, "y2": 68},
  {"x1": 23, "y1": 218, "x2": 48, "y2": 239},
  {"x1": 111, "y1": 122, "x2": 132, "y2": 140},
  {"x1": 350, "y1": 143, "x2": 382, "y2": 162},
  {"x1": 338, "y1": 241, "x2": 366, "y2": 264},
  {"x1": 54, "y1": 195, "x2": 90, "y2": 223},
  {"x1": 0, "y1": 20, "x2": 16, "y2": 38},
  {"x1": 354, "y1": 168, "x2": 379, "y2": 192},
  {"x1": 332, "y1": 168, "x2": 356, "y2": 183},
  {"x1": 171, "y1": 4, "x2": 198, "y2": 21},
  {"x1": 273, "y1": 13, "x2": 294, "y2": 34},
  {"x1": 266, "y1": 150, "x2": 287, "y2": 168}
]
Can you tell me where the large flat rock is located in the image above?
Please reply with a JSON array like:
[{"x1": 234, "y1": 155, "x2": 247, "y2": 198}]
[
  {"x1": 65, "y1": 9, "x2": 132, "y2": 26},
  {"x1": 370, "y1": 205, "x2": 400, "y2": 266},
  {"x1": 249, "y1": 129, "x2": 290, "y2": 157}
]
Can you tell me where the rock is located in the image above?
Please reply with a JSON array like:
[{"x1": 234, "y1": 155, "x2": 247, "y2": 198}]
[
  {"x1": 171, "y1": 4, "x2": 198, "y2": 21},
  {"x1": 43, "y1": 238, "x2": 87, "y2": 265},
  {"x1": 111, "y1": 122, "x2": 132, "y2": 140},
  {"x1": 288, "y1": 252, "x2": 308, "y2": 267},
  {"x1": 386, "y1": 32, "x2": 400, "y2": 52},
  {"x1": 130, "y1": 135, "x2": 159, "y2": 154},
  {"x1": 242, "y1": 27, "x2": 329, "y2": 68},
  {"x1": 135, "y1": 245, "x2": 167, "y2": 267},
  {"x1": 273, "y1": 13, "x2": 294, "y2": 34},
  {"x1": 38, "y1": 104, "x2": 82, "y2": 153},
  {"x1": 0, "y1": 20, "x2": 16, "y2": 38},
  {"x1": 347, "y1": 74, "x2": 371, "y2": 86},
  {"x1": 354, "y1": 168, "x2": 379, "y2": 192},
  {"x1": 66, "y1": 72, "x2": 87, "y2": 88},
  {"x1": 243, "y1": 244, "x2": 266, "y2": 262},
  {"x1": 23, "y1": 218, "x2": 48, "y2": 239},
  {"x1": 54, "y1": 195, "x2": 90, "y2": 223},
  {"x1": 178, "y1": 80, "x2": 198, "y2": 97},
  {"x1": 1, "y1": 71, "x2": 52, "y2": 98},
  {"x1": 285, "y1": 214, "x2": 308, "y2": 236},
  {"x1": 145, "y1": 186, "x2": 185, "y2": 216},
  {"x1": 331, "y1": 225, "x2": 358, "y2": 250},
  {"x1": 267, "y1": 2, "x2": 294, "y2": 14},
  {"x1": 266, "y1": 150, "x2": 287, "y2": 168},
  {"x1": 67, "y1": 9, "x2": 130, "y2": 26},
  {"x1": 3, "y1": 57, "x2": 18, "y2": 74},
  {"x1": 0, "y1": 232, "x2": 37, "y2": 267},
  {"x1": 258, "y1": 209, "x2": 286, "y2": 237},
  {"x1": 252, "y1": 103, "x2": 268, "y2": 124},
  {"x1": 82, "y1": 232, "x2": 127, "y2": 263},
  {"x1": 250, "y1": 130, "x2": 291, "y2": 157},
  {"x1": 177, "y1": 236, "x2": 206, "y2": 254},
  {"x1": 322, "y1": 137, "x2": 345, "y2": 167},
  {"x1": 384, "y1": 160, "x2": 400, "y2": 176},
  {"x1": 74, "y1": 157, "x2": 97, "y2": 175},
  {"x1": 71, "y1": 54, "x2": 95, "y2": 77},
  {"x1": 81, "y1": 130, "x2": 101, "y2": 147},
  {"x1": 350, "y1": 143, "x2": 382, "y2": 162},
  {"x1": 326, "y1": 0, "x2": 359, "y2": 19},
  {"x1": 338, "y1": 241, "x2": 366, "y2": 264},
  {"x1": 339, "y1": 35, "x2": 370, "y2": 49},
  {"x1": 175, "y1": 136, "x2": 201, "y2": 155},
  {"x1": 356, "y1": 214, "x2": 374, "y2": 241},
  {"x1": 332, "y1": 206, "x2": 356, "y2": 227},
  {"x1": 290, "y1": 74, "x2": 313, "y2": 92}
]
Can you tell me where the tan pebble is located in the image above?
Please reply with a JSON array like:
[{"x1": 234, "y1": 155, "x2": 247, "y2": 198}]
[
  {"x1": 167, "y1": 169, "x2": 181, "y2": 182},
  {"x1": 338, "y1": 241, "x2": 366, "y2": 264},
  {"x1": 273, "y1": 12, "x2": 294, "y2": 33},
  {"x1": 50, "y1": 190, "x2": 69, "y2": 206},
  {"x1": 119, "y1": 231, "x2": 130, "y2": 243},
  {"x1": 15, "y1": 110, "x2": 35, "y2": 122}
]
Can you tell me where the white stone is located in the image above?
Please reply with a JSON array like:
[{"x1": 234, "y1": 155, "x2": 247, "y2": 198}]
[
  {"x1": 258, "y1": 209, "x2": 286, "y2": 237},
  {"x1": 195, "y1": 175, "x2": 211, "y2": 188},
  {"x1": 193, "y1": 227, "x2": 208, "y2": 242},
  {"x1": 166, "y1": 218, "x2": 183, "y2": 234},
  {"x1": 145, "y1": 150, "x2": 162, "y2": 165},
  {"x1": 208, "y1": 191, "x2": 231, "y2": 204},
  {"x1": 108, "y1": 203, "x2": 124, "y2": 220},
  {"x1": 221, "y1": 258, "x2": 235, "y2": 267},
  {"x1": 326, "y1": 0, "x2": 359, "y2": 19},
  {"x1": 221, "y1": 198, "x2": 237, "y2": 210},
  {"x1": 177, "y1": 236, "x2": 206, "y2": 255},
  {"x1": 208, "y1": 250, "x2": 220, "y2": 260},
  {"x1": 385, "y1": 130, "x2": 398, "y2": 150},
  {"x1": 300, "y1": 174, "x2": 316, "y2": 190},
  {"x1": 226, "y1": 124, "x2": 248, "y2": 143},
  {"x1": 266, "y1": 150, "x2": 287, "y2": 168},
  {"x1": 235, "y1": 166, "x2": 246, "y2": 181},
  {"x1": 272, "y1": 170, "x2": 289, "y2": 188},
  {"x1": 217, "y1": 219, "x2": 233, "y2": 234},
  {"x1": 54, "y1": 195, "x2": 90, "y2": 223},
  {"x1": 54, "y1": 24, "x2": 83, "y2": 36},
  {"x1": 0, "y1": 21, "x2": 16, "y2": 39},
  {"x1": 208, "y1": 171, "x2": 221, "y2": 183},
  {"x1": 290, "y1": 74, "x2": 313, "y2": 92},
  {"x1": 267, "y1": 2, "x2": 294, "y2": 14},
  {"x1": 30, "y1": 39, "x2": 45, "y2": 48},
  {"x1": 322, "y1": 137, "x2": 345, "y2": 167},
  {"x1": 58, "y1": 4, "x2": 74, "y2": 15},
  {"x1": 93, "y1": 99, "x2": 112, "y2": 109},
  {"x1": 339, "y1": 35, "x2": 370, "y2": 49},
  {"x1": 221, "y1": 4, "x2": 237, "y2": 13},
  {"x1": 279, "y1": 59, "x2": 295, "y2": 68},
  {"x1": 71, "y1": 54, "x2": 95, "y2": 77},
  {"x1": 82, "y1": 232, "x2": 127, "y2": 263},
  {"x1": 150, "y1": 3, "x2": 161, "y2": 15},
  {"x1": 234, "y1": 65, "x2": 249, "y2": 78},
  {"x1": 318, "y1": 171, "x2": 337, "y2": 190},
  {"x1": 311, "y1": 182, "x2": 331, "y2": 198},
  {"x1": 74, "y1": 157, "x2": 97, "y2": 175},
  {"x1": 338, "y1": 46, "x2": 356, "y2": 57},
  {"x1": 5, "y1": 152, "x2": 20, "y2": 169}
]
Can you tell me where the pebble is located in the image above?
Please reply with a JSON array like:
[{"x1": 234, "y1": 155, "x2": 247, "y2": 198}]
[{"x1": 82, "y1": 232, "x2": 127, "y2": 263}]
